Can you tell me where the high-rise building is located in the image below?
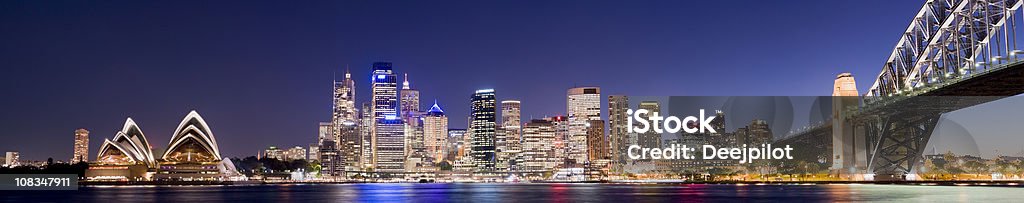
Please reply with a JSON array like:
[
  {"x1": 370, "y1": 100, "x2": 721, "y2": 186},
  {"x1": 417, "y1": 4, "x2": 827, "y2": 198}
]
[
  {"x1": 318, "y1": 121, "x2": 344, "y2": 170},
  {"x1": 567, "y1": 87, "x2": 601, "y2": 165},
  {"x1": 333, "y1": 69, "x2": 358, "y2": 136},
  {"x1": 636, "y1": 101, "x2": 662, "y2": 154},
  {"x1": 369, "y1": 62, "x2": 405, "y2": 172},
  {"x1": 338, "y1": 121, "x2": 360, "y2": 171},
  {"x1": 286, "y1": 146, "x2": 307, "y2": 161},
  {"x1": 447, "y1": 129, "x2": 467, "y2": 162},
  {"x1": 308, "y1": 144, "x2": 319, "y2": 162},
  {"x1": 5, "y1": 151, "x2": 19, "y2": 167},
  {"x1": 499, "y1": 100, "x2": 521, "y2": 171},
  {"x1": 360, "y1": 102, "x2": 373, "y2": 169},
  {"x1": 73, "y1": 128, "x2": 89, "y2": 163},
  {"x1": 399, "y1": 73, "x2": 426, "y2": 170},
  {"x1": 608, "y1": 95, "x2": 630, "y2": 168},
  {"x1": 495, "y1": 129, "x2": 508, "y2": 171},
  {"x1": 264, "y1": 146, "x2": 306, "y2": 161},
  {"x1": 400, "y1": 73, "x2": 420, "y2": 122},
  {"x1": 333, "y1": 69, "x2": 362, "y2": 171},
  {"x1": 318, "y1": 122, "x2": 333, "y2": 145},
  {"x1": 545, "y1": 116, "x2": 569, "y2": 168},
  {"x1": 423, "y1": 101, "x2": 448, "y2": 163},
  {"x1": 586, "y1": 120, "x2": 608, "y2": 161},
  {"x1": 319, "y1": 140, "x2": 344, "y2": 178},
  {"x1": 470, "y1": 89, "x2": 497, "y2": 171},
  {"x1": 403, "y1": 115, "x2": 427, "y2": 172},
  {"x1": 522, "y1": 119, "x2": 557, "y2": 171},
  {"x1": 265, "y1": 146, "x2": 284, "y2": 160}
]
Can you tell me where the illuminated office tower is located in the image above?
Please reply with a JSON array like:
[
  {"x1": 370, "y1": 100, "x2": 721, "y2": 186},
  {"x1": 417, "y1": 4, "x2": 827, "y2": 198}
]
[
  {"x1": 607, "y1": 95, "x2": 629, "y2": 167},
  {"x1": 319, "y1": 140, "x2": 344, "y2": 178},
  {"x1": 308, "y1": 144, "x2": 319, "y2": 161},
  {"x1": 370, "y1": 62, "x2": 405, "y2": 172},
  {"x1": 400, "y1": 73, "x2": 425, "y2": 166},
  {"x1": 423, "y1": 101, "x2": 448, "y2": 163},
  {"x1": 586, "y1": 120, "x2": 608, "y2": 161},
  {"x1": 567, "y1": 87, "x2": 601, "y2": 164},
  {"x1": 287, "y1": 146, "x2": 307, "y2": 161},
  {"x1": 333, "y1": 69, "x2": 358, "y2": 136},
  {"x1": 318, "y1": 121, "x2": 342, "y2": 171},
  {"x1": 265, "y1": 146, "x2": 284, "y2": 160},
  {"x1": 318, "y1": 122, "x2": 333, "y2": 145},
  {"x1": 636, "y1": 101, "x2": 662, "y2": 153},
  {"x1": 72, "y1": 128, "x2": 89, "y2": 163},
  {"x1": 522, "y1": 119, "x2": 556, "y2": 171},
  {"x1": 5, "y1": 151, "x2": 19, "y2": 167},
  {"x1": 470, "y1": 89, "x2": 497, "y2": 171},
  {"x1": 338, "y1": 121, "x2": 360, "y2": 171},
  {"x1": 495, "y1": 129, "x2": 509, "y2": 171},
  {"x1": 543, "y1": 116, "x2": 568, "y2": 168},
  {"x1": 403, "y1": 115, "x2": 427, "y2": 172},
  {"x1": 359, "y1": 102, "x2": 373, "y2": 169},
  {"x1": 400, "y1": 74, "x2": 420, "y2": 122},
  {"x1": 447, "y1": 129, "x2": 466, "y2": 161},
  {"x1": 499, "y1": 100, "x2": 521, "y2": 171},
  {"x1": 333, "y1": 69, "x2": 361, "y2": 170}
]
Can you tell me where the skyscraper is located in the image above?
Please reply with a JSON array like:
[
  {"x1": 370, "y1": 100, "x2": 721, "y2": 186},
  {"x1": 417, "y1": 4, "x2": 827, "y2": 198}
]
[
  {"x1": 73, "y1": 128, "x2": 89, "y2": 163},
  {"x1": 470, "y1": 89, "x2": 497, "y2": 171},
  {"x1": 399, "y1": 74, "x2": 426, "y2": 171},
  {"x1": 608, "y1": 95, "x2": 630, "y2": 168},
  {"x1": 400, "y1": 73, "x2": 420, "y2": 122},
  {"x1": 499, "y1": 100, "x2": 521, "y2": 171},
  {"x1": 319, "y1": 140, "x2": 344, "y2": 178},
  {"x1": 333, "y1": 69, "x2": 362, "y2": 171},
  {"x1": 318, "y1": 121, "x2": 341, "y2": 172},
  {"x1": 586, "y1": 120, "x2": 608, "y2": 162},
  {"x1": 567, "y1": 87, "x2": 601, "y2": 164},
  {"x1": 334, "y1": 69, "x2": 358, "y2": 132},
  {"x1": 338, "y1": 121, "x2": 360, "y2": 171},
  {"x1": 360, "y1": 101, "x2": 373, "y2": 169},
  {"x1": 546, "y1": 115, "x2": 569, "y2": 168},
  {"x1": 308, "y1": 144, "x2": 319, "y2": 162},
  {"x1": 5, "y1": 151, "x2": 18, "y2": 167},
  {"x1": 423, "y1": 101, "x2": 448, "y2": 163},
  {"x1": 522, "y1": 119, "x2": 556, "y2": 171},
  {"x1": 318, "y1": 122, "x2": 333, "y2": 145},
  {"x1": 371, "y1": 62, "x2": 405, "y2": 172},
  {"x1": 636, "y1": 101, "x2": 662, "y2": 154},
  {"x1": 447, "y1": 129, "x2": 466, "y2": 162}
]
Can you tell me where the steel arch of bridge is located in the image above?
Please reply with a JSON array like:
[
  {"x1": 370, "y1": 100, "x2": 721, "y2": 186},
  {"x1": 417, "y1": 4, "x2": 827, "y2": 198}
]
[{"x1": 868, "y1": 0, "x2": 1024, "y2": 97}]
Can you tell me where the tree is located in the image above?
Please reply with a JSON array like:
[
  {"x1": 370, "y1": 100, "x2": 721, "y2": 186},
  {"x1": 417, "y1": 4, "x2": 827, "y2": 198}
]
[{"x1": 437, "y1": 161, "x2": 453, "y2": 171}]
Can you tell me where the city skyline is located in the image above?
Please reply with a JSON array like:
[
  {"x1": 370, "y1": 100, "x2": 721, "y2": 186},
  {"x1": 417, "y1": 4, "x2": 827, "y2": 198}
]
[{"x1": 0, "y1": 1, "x2": 972, "y2": 160}]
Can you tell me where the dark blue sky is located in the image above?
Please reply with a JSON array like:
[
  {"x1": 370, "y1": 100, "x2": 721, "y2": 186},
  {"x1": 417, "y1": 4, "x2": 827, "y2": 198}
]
[{"x1": 0, "y1": 0, "x2": 927, "y2": 160}]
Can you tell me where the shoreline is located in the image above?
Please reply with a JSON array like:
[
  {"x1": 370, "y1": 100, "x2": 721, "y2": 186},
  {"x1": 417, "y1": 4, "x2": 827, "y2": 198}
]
[{"x1": 78, "y1": 180, "x2": 1024, "y2": 187}]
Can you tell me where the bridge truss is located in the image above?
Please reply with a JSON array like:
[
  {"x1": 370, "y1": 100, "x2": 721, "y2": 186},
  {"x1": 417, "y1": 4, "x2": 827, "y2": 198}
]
[{"x1": 868, "y1": 0, "x2": 1024, "y2": 97}]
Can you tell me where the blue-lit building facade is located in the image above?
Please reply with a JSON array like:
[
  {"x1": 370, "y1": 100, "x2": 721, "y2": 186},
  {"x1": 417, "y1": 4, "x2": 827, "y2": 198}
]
[{"x1": 370, "y1": 62, "x2": 406, "y2": 172}]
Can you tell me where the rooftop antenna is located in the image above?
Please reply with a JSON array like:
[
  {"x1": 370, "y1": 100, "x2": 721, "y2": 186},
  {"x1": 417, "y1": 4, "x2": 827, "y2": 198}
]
[
  {"x1": 403, "y1": 73, "x2": 411, "y2": 89},
  {"x1": 345, "y1": 64, "x2": 351, "y2": 79}
]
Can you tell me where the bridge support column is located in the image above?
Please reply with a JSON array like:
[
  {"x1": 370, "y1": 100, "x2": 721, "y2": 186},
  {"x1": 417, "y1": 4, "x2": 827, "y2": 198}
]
[
  {"x1": 830, "y1": 96, "x2": 861, "y2": 177},
  {"x1": 864, "y1": 113, "x2": 940, "y2": 181}
]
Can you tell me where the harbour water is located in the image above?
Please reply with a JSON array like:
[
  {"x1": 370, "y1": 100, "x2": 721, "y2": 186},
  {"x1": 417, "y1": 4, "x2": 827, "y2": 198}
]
[{"x1": 2, "y1": 184, "x2": 1021, "y2": 202}]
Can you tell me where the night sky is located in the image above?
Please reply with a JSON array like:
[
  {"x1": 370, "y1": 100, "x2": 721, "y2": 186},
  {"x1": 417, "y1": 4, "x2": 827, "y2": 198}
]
[{"x1": 0, "y1": 0, "x2": 932, "y2": 160}]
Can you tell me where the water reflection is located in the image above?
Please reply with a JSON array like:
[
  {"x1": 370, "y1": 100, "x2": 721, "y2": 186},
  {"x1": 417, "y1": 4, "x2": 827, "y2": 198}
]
[{"x1": 0, "y1": 184, "x2": 1020, "y2": 202}]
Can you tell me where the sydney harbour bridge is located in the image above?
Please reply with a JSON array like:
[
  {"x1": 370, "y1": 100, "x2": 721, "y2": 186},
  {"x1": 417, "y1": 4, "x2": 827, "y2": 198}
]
[{"x1": 776, "y1": 0, "x2": 1024, "y2": 180}]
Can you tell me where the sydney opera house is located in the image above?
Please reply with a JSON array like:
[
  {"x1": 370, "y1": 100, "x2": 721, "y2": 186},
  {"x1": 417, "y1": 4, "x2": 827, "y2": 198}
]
[{"x1": 85, "y1": 111, "x2": 243, "y2": 181}]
